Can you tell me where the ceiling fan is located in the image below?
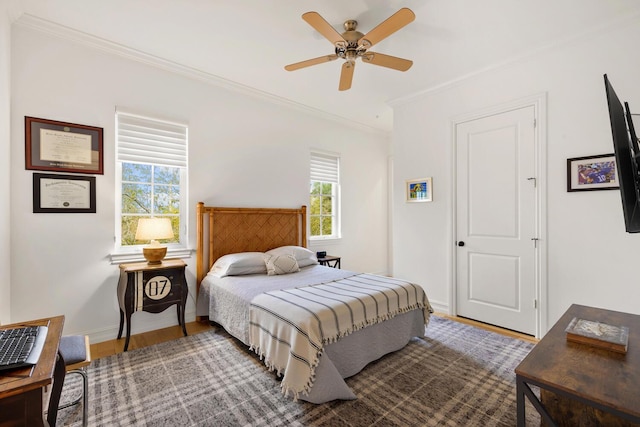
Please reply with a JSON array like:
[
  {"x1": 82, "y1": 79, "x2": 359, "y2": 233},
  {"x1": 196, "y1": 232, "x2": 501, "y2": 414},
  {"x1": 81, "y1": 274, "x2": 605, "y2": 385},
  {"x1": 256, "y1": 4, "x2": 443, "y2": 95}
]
[{"x1": 285, "y1": 8, "x2": 415, "y2": 91}]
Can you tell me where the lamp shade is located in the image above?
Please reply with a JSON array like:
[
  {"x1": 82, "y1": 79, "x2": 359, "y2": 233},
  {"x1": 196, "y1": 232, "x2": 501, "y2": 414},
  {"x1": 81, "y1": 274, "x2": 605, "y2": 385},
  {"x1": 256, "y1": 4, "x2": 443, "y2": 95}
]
[{"x1": 135, "y1": 217, "x2": 174, "y2": 242}]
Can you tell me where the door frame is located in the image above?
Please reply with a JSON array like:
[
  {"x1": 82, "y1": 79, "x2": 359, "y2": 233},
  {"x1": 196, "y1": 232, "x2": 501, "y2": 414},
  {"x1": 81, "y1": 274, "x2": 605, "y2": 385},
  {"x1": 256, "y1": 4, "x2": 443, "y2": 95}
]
[{"x1": 450, "y1": 93, "x2": 548, "y2": 338}]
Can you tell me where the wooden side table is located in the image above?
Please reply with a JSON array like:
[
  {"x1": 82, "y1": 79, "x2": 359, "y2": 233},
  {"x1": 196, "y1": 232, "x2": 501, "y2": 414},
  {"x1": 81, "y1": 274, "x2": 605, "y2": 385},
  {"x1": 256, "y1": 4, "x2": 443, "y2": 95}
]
[
  {"x1": 318, "y1": 255, "x2": 341, "y2": 268},
  {"x1": 515, "y1": 304, "x2": 640, "y2": 426},
  {"x1": 117, "y1": 259, "x2": 188, "y2": 351}
]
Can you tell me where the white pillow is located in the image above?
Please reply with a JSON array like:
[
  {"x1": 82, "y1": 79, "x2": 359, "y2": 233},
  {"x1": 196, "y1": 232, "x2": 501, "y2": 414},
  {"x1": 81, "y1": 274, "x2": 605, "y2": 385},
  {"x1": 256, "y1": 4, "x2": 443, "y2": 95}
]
[
  {"x1": 265, "y1": 245, "x2": 318, "y2": 268},
  {"x1": 208, "y1": 252, "x2": 267, "y2": 278},
  {"x1": 264, "y1": 254, "x2": 300, "y2": 276}
]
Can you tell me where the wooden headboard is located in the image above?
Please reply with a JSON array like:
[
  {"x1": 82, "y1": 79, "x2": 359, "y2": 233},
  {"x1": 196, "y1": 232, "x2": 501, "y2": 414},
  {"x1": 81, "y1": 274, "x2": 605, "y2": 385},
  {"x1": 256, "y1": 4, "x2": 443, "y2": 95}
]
[{"x1": 196, "y1": 202, "x2": 307, "y2": 294}]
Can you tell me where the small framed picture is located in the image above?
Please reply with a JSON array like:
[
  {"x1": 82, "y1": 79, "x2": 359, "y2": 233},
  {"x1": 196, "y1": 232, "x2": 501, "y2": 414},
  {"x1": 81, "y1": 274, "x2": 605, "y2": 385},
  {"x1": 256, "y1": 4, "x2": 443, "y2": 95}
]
[
  {"x1": 25, "y1": 116, "x2": 104, "y2": 174},
  {"x1": 33, "y1": 173, "x2": 97, "y2": 213},
  {"x1": 567, "y1": 154, "x2": 618, "y2": 192},
  {"x1": 406, "y1": 177, "x2": 433, "y2": 202}
]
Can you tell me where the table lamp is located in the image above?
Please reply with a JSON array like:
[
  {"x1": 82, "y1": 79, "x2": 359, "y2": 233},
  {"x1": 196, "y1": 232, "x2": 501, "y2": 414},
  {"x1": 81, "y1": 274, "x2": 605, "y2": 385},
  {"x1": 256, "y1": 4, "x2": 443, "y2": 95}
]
[{"x1": 135, "y1": 217, "x2": 174, "y2": 264}]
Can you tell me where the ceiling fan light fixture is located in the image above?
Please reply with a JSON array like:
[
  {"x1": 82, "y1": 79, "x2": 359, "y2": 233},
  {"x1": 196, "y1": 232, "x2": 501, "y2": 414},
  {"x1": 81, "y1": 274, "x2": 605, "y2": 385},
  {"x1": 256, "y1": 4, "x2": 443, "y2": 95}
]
[
  {"x1": 285, "y1": 8, "x2": 415, "y2": 91},
  {"x1": 359, "y1": 39, "x2": 372, "y2": 49}
]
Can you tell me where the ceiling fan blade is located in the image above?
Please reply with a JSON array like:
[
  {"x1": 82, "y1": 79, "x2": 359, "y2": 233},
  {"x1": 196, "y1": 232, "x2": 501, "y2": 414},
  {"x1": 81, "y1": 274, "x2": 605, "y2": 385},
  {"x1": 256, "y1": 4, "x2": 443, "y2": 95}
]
[
  {"x1": 302, "y1": 12, "x2": 346, "y2": 46},
  {"x1": 284, "y1": 54, "x2": 338, "y2": 71},
  {"x1": 339, "y1": 61, "x2": 355, "y2": 91},
  {"x1": 361, "y1": 52, "x2": 413, "y2": 71},
  {"x1": 358, "y1": 8, "x2": 415, "y2": 49}
]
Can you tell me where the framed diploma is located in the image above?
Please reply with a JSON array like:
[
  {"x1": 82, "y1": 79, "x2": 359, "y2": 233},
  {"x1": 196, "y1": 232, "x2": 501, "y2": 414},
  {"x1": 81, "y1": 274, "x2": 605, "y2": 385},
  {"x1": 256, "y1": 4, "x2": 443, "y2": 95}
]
[
  {"x1": 25, "y1": 116, "x2": 103, "y2": 174},
  {"x1": 33, "y1": 173, "x2": 96, "y2": 213}
]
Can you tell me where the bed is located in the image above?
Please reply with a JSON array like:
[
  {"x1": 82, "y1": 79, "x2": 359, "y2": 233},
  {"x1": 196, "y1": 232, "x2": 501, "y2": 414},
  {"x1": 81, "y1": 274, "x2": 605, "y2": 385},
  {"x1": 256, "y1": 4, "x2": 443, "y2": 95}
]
[{"x1": 195, "y1": 202, "x2": 433, "y2": 403}]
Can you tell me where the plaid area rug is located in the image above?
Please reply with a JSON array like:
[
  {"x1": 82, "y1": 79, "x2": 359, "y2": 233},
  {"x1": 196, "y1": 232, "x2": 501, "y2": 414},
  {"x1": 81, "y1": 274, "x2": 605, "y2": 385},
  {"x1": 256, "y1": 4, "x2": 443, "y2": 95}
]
[{"x1": 57, "y1": 316, "x2": 540, "y2": 426}]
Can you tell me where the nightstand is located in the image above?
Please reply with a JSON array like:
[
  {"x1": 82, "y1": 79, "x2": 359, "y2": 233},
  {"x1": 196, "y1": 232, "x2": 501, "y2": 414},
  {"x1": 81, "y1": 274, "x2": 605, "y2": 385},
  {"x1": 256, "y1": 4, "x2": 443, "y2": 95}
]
[
  {"x1": 116, "y1": 259, "x2": 188, "y2": 351},
  {"x1": 318, "y1": 255, "x2": 341, "y2": 268}
]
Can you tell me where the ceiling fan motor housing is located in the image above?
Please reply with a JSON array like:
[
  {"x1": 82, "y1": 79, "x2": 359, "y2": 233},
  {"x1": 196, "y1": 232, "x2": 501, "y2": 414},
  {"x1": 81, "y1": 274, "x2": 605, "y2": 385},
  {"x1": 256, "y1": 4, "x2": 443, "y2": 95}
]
[{"x1": 335, "y1": 20, "x2": 368, "y2": 59}]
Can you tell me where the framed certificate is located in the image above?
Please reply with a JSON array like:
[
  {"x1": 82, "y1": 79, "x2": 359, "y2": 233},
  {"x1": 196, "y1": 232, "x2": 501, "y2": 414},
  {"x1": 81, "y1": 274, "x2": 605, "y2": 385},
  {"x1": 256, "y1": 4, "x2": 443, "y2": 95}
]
[
  {"x1": 33, "y1": 173, "x2": 96, "y2": 213},
  {"x1": 25, "y1": 116, "x2": 103, "y2": 174}
]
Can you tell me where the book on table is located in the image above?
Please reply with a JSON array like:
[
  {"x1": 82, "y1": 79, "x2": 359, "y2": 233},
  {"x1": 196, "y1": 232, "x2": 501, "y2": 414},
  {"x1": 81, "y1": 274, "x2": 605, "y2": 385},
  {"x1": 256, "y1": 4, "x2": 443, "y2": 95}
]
[{"x1": 565, "y1": 317, "x2": 629, "y2": 354}]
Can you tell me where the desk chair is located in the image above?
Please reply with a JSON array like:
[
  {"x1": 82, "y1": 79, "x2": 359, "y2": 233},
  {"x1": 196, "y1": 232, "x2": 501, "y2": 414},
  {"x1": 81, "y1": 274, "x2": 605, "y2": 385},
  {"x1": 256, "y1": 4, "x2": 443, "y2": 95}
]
[{"x1": 58, "y1": 335, "x2": 91, "y2": 427}]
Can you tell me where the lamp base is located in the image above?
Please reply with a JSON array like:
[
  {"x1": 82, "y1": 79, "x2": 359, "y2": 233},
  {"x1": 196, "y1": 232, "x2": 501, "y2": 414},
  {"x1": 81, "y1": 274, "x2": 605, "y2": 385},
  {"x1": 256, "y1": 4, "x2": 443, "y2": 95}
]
[{"x1": 143, "y1": 246, "x2": 167, "y2": 265}]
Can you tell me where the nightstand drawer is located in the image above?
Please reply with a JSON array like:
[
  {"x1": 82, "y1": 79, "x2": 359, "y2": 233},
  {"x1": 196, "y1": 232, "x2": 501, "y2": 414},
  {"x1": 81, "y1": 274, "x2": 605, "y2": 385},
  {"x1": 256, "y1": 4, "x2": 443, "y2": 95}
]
[
  {"x1": 132, "y1": 272, "x2": 184, "y2": 312},
  {"x1": 116, "y1": 259, "x2": 189, "y2": 351}
]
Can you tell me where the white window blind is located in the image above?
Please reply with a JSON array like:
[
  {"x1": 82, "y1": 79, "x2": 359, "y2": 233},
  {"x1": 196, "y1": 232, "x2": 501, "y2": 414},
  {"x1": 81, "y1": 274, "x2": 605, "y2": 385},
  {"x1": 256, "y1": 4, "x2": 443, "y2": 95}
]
[
  {"x1": 310, "y1": 151, "x2": 340, "y2": 240},
  {"x1": 310, "y1": 152, "x2": 339, "y2": 183},
  {"x1": 112, "y1": 110, "x2": 189, "y2": 262},
  {"x1": 117, "y1": 112, "x2": 187, "y2": 167}
]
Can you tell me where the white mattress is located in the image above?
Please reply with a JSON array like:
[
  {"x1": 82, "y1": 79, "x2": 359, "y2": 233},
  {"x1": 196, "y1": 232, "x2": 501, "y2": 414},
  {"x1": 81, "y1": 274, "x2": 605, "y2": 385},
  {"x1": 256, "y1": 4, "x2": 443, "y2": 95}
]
[
  {"x1": 196, "y1": 264, "x2": 429, "y2": 403},
  {"x1": 197, "y1": 265, "x2": 357, "y2": 343}
]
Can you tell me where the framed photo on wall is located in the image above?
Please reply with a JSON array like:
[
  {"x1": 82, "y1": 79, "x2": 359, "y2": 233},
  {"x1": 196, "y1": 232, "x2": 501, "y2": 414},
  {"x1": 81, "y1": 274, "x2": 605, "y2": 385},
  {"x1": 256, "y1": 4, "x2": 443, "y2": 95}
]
[
  {"x1": 406, "y1": 177, "x2": 433, "y2": 202},
  {"x1": 567, "y1": 154, "x2": 619, "y2": 192},
  {"x1": 33, "y1": 173, "x2": 96, "y2": 213},
  {"x1": 25, "y1": 116, "x2": 104, "y2": 174}
]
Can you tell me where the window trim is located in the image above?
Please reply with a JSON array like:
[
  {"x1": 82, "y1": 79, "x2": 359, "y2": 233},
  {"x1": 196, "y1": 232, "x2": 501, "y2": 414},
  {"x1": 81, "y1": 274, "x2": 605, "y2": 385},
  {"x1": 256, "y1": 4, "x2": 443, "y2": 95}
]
[
  {"x1": 310, "y1": 151, "x2": 341, "y2": 240},
  {"x1": 112, "y1": 110, "x2": 190, "y2": 261}
]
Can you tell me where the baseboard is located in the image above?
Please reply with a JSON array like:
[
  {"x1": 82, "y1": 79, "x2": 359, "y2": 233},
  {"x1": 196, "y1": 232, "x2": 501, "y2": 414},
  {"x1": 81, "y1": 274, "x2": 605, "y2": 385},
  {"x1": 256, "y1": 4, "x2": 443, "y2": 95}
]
[
  {"x1": 84, "y1": 309, "x2": 197, "y2": 344},
  {"x1": 428, "y1": 300, "x2": 449, "y2": 315}
]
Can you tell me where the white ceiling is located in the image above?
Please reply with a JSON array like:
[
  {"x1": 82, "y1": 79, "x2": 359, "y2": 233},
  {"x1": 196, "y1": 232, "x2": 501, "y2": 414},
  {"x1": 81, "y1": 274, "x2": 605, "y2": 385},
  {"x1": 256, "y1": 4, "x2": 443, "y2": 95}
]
[{"x1": 11, "y1": 0, "x2": 640, "y2": 132}]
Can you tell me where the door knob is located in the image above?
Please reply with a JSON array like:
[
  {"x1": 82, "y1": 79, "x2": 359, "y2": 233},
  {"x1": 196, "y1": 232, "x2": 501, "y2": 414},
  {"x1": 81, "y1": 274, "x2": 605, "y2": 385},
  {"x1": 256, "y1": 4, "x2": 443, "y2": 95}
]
[{"x1": 458, "y1": 241, "x2": 465, "y2": 247}]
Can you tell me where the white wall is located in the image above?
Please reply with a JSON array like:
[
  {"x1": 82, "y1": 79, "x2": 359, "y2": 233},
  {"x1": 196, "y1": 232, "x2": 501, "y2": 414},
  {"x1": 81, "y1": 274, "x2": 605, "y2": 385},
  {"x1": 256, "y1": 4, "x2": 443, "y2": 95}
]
[
  {"x1": 0, "y1": 6, "x2": 11, "y2": 324},
  {"x1": 392, "y1": 17, "x2": 640, "y2": 333},
  {"x1": 10, "y1": 24, "x2": 390, "y2": 342}
]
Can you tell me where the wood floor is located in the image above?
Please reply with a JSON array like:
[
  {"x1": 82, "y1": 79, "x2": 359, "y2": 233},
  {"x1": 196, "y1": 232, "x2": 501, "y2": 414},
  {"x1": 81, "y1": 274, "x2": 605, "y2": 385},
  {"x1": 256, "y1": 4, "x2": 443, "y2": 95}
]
[
  {"x1": 437, "y1": 313, "x2": 539, "y2": 344},
  {"x1": 89, "y1": 314, "x2": 537, "y2": 360},
  {"x1": 89, "y1": 321, "x2": 214, "y2": 359}
]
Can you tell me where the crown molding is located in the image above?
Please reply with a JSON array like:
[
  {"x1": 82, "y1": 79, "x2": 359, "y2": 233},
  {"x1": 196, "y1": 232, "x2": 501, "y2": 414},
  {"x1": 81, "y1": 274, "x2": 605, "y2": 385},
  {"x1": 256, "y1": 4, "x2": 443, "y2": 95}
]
[
  {"x1": 389, "y1": 9, "x2": 640, "y2": 107},
  {"x1": 13, "y1": 13, "x2": 388, "y2": 137},
  {"x1": 4, "y1": 3, "x2": 24, "y2": 23}
]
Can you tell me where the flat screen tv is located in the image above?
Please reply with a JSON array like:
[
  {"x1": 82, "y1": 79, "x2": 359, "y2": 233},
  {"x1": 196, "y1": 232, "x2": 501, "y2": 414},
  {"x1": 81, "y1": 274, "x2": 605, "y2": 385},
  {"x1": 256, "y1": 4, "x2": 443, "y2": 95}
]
[{"x1": 604, "y1": 74, "x2": 640, "y2": 233}]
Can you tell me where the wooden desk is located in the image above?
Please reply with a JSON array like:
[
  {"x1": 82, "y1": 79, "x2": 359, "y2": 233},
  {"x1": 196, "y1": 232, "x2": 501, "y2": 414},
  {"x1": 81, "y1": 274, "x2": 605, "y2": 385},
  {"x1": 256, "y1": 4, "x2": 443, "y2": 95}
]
[
  {"x1": 515, "y1": 304, "x2": 640, "y2": 426},
  {"x1": 0, "y1": 316, "x2": 64, "y2": 427}
]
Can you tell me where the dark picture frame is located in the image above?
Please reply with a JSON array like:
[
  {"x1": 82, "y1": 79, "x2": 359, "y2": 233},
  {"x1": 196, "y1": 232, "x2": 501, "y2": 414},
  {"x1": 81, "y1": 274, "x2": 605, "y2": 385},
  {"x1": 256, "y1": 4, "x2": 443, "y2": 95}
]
[
  {"x1": 567, "y1": 153, "x2": 619, "y2": 192},
  {"x1": 33, "y1": 173, "x2": 96, "y2": 213},
  {"x1": 25, "y1": 116, "x2": 103, "y2": 174}
]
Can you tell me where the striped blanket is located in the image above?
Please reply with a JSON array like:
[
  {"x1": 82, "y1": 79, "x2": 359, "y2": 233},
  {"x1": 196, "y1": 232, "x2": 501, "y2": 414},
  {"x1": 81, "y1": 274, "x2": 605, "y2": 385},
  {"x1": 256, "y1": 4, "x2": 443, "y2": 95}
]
[{"x1": 248, "y1": 273, "x2": 432, "y2": 400}]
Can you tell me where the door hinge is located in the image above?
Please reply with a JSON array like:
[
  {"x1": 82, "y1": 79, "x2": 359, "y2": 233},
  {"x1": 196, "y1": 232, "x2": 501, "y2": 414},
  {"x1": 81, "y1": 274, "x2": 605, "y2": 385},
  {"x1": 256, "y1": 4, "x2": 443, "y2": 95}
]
[
  {"x1": 533, "y1": 118, "x2": 537, "y2": 128},
  {"x1": 533, "y1": 299, "x2": 538, "y2": 309}
]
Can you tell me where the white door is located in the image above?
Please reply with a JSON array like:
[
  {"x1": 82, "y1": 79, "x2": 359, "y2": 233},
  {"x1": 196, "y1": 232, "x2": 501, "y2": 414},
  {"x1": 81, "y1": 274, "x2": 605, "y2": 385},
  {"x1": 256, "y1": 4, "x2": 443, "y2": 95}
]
[{"x1": 455, "y1": 105, "x2": 537, "y2": 335}]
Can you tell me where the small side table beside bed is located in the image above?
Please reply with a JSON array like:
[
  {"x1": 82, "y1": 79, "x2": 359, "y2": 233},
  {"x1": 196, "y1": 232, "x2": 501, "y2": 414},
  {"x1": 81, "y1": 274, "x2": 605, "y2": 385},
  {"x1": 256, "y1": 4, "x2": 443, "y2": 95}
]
[
  {"x1": 117, "y1": 259, "x2": 188, "y2": 351},
  {"x1": 317, "y1": 255, "x2": 341, "y2": 268}
]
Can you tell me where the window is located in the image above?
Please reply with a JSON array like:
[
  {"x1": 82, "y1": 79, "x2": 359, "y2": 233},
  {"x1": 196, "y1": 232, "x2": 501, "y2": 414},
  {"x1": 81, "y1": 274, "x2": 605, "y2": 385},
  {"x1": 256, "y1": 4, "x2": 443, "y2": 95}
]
[
  {"x1": 310, "y1": 152, "x2": 340, "y2": 239},
  {"x1": 114, "y1": 111, "x2": 188, "y2": 257}
]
